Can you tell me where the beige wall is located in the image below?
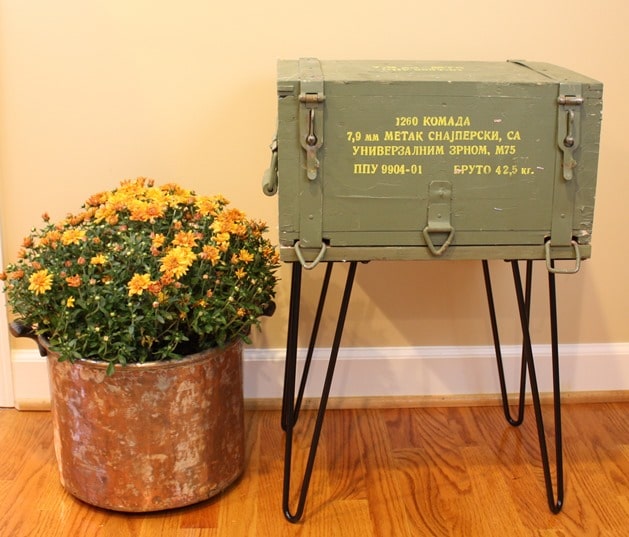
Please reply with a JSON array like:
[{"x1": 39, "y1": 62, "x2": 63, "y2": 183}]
[{"x1": 1, "y1": 0, "x2": 627, "y2": 354}]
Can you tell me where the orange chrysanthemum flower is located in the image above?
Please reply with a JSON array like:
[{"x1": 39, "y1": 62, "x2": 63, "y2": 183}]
[
  {"x1": 172, "y1": 230, "x2": 199, "y2": 248},
  {"x1": 127, "y1": 273, "x2": 155, "y2": 296},
  {"x1": 159, "y1": 247, "x2": 197, "y2": 279},
  {"x1": 238, "y1": 249, "x2": 254, "y2": 263},
  {"x1": 201, "y1": 245, "x2": 220, "y2": 265},
  {"x1": 65, "y1": 275, "x2": 82, "y2": 288},
  {"x1": 61, "y1": 229, "x2": 86, "y2": 246},
  {"x1": 90, "y1": 254, "x2": 107, "y2": 265}
]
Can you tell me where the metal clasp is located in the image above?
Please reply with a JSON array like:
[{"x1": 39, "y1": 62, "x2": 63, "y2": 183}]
[
  {"x1": 299, "y1": 92, "x2": 325, "y2": 181},
  {"x1": 557, "y1": 91, "x2": 584, "y2": 181}
]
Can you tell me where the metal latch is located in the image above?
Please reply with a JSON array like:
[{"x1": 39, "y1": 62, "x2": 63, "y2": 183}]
[
  {"x1": 300, "y1": 92, "x2": 325, "y2": 180},
  {"x1": 557, "y1": 87, "x2": 584, "y2": 181},
  {"x1": 299, "y1": 58, "x2": 325, "y2": 181}
]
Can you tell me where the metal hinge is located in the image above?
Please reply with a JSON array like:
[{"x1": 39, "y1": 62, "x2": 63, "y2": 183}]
[{"x1": 557, "y1": 86, "x2": 584, "y2": 181}]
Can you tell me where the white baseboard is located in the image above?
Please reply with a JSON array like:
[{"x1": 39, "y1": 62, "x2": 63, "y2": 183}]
[
  {"x1": 11, "y1": 343, "x2": 629, "y2": 409},
  {"x1": 243, "y1": 343, "x2": 629, "y2": 399}
]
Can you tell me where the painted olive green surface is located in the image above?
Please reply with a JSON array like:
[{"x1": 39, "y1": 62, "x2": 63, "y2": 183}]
[{"x1": 270, "y1": 60, "x2": 603, "y2": 265}]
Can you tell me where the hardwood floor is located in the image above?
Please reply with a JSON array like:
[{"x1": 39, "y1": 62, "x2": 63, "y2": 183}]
[{"x1": 0, "y1": 402, "x2": 627, "y2": 536}]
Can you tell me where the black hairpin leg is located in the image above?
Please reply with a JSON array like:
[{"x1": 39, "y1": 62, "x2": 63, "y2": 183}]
[
  {"x1": 282, "y1": 261, "x2": 358, "y2": 523},
  {"x1": 281, "y1": 262, "x2": 334, "y2": 431},
  {"x1": 482, "y1": 259, "x2": 564, "y2": 513},
  {"x1": 483, "y1": 260, "x2": 531, "y2": 426}
]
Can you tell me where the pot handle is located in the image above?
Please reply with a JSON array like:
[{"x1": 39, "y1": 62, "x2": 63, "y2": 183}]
[{"x1": 9, "y1": 321, "x2": 48, "y2": 356}]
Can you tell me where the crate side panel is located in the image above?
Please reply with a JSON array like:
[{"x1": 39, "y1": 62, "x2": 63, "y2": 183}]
[{"x1": 321, "y1": 84, "x2": 558, "y2": 243}]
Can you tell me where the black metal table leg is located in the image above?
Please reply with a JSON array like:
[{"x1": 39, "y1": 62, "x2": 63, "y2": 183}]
[
  {"x1": 483, "y1": 259, "x2": 532, "y2": 426},
  {"x1": 281, "y1": 262, "x2": 303, "y2": 432},
  {"x1": 292, "y1": 262, "x2": 335, "y2": 428},
  {"x1": 282, "y1": 261, "x2": 358, "y2": 523},
  {"x1": 483, "y1": 259, "x2": 564, "y2": 513}
]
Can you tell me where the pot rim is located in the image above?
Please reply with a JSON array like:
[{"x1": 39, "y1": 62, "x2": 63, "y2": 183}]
[{"x1": 43, "y1": 337, "x2": 242, "y2": 372}]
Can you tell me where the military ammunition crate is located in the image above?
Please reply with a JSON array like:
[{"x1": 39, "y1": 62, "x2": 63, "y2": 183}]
[{"x1": 263, "y1": 59, "x2": 603, "y2": 270}]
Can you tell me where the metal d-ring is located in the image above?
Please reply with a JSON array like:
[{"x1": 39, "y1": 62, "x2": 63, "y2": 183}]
[
  {"x1": 293, "y1": 240, "x2": 327, "y2": 270},
  {"x1": 423, "y1": 224, "x2": 455, "y2": 256},
  {"x1": 544, "y1": 240, "x2": 581, "y2": 274}
]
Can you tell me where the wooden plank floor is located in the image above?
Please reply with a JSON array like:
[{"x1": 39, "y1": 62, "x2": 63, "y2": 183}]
[{"x1": 0, "y1": 402, "x2": 627, "y2": 536}]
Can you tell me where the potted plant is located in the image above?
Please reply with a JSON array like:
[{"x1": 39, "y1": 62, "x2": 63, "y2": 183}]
[{"x1": 0, "y1": 177, "x2": 279, "y2": 511}]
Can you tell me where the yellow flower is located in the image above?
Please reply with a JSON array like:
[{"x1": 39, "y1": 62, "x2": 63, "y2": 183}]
[
  {"x1": 231, "y1": 223, "x2": 247, "y2": 237},
  {"x1": 127, "y1": 273, "x2": 155, "y2": 296},
  {"x1": 263, "y1": 245, "x2": 280, "y2": 264},
  {"x1": 85, "y1": 192, "x2": 108, "y2": 208},
  {"x1": 127, "y1": 200, "x2": 152, "y2": 222},
  {"x1": 235, "y1": 267, "x2": 246, "y2": 280},
  {"x1": 159, "y1": 246, "x2": 197, "y2": 279},
  {"x1": 66, "y1": 297, "x2": 75, "y2": 308},
  {"x1": 200, "y1": 245, "x2": 220, "y2": 265},
  {"x1": 238, "y1": 249, "x2": 254, "y2": 263},
  {"x1": 172, "y1": 230, "x2": 199, "y2": 248},
  {"x1": 28, "y1": 269, "x2": 53, "y2": 295},
  {"x1": 151, "y1": 233, "x2": 166, "y2": 249},
  {"x1": 40, "y1": 229, "x2": 61, "y2": 248},
  {"x1": 214, "y1": 232, "x2": 230, "y2": 252},
  {"x1": 90, "y1": 254, "x2": 107, "y2": 265},
  {"x1": 127, "y1": 197, "x2": 167, "y2": 222},
  {"x1": 195, "y1": 196, "x2": 219, "y2": 217},
  {"x1": 61, "y1": 229, "x2": 86, "y2": 246}
]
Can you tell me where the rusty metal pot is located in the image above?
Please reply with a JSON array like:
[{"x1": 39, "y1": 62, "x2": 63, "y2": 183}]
[{"x1": 44, "y1": 339, "x2": 245, "y2": 512}]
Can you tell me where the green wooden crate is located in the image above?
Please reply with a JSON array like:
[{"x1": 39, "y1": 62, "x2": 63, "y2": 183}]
[{"x1": 263, "y1": 59, "x2": 603, "y2": 271}]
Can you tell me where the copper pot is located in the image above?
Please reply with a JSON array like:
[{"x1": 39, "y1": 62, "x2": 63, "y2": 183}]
[{"x1": 45, "y1": 340, "x2": 245, "y2": 512}]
